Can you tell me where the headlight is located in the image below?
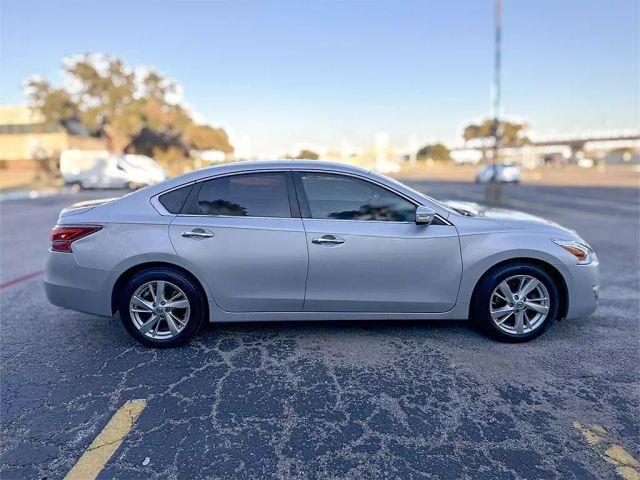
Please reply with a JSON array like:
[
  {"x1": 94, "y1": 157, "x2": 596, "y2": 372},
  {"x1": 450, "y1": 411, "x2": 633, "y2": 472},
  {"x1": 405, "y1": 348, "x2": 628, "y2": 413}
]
[{"x1": 553, "y1": 239, "x2": 593, "y2": 265}]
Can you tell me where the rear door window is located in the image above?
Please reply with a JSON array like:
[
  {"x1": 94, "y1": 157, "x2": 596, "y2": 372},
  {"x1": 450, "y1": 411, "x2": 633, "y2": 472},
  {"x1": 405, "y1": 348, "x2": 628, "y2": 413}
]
[{"x1": 182, "y1": 173, "x2": 293, "y2": 218}]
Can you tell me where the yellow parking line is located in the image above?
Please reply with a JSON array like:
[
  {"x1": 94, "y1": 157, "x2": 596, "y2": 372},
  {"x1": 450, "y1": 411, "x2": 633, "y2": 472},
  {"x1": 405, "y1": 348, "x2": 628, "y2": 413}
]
[
  {"x1": 64, "y1": 399, "x2": 146, "y2": 480},
  {"x1": 574, "y1": 422, "x2": 640, "y2": 480}
]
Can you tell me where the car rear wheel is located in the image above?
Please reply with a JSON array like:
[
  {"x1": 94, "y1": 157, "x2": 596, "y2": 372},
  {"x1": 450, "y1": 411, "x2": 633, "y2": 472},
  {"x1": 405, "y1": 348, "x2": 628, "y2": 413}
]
[
  {"x1": 472, "y1": 263, "x2": 559, "y2": 342},
  {"x1": 118, "y1": 267, "x2": 206, "y2": 348}
]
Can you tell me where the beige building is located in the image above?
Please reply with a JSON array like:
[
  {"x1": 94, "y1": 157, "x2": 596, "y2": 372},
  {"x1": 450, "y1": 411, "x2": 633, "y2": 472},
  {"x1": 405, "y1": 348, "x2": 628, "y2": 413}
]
[{"x1": 0, "y1": 105, "x2": 106, "y2": 188}]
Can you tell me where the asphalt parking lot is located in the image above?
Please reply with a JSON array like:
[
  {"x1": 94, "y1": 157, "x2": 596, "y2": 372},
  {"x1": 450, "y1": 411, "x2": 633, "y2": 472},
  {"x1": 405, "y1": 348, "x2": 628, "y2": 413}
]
[{"x1": 1, "y1": 181, "x2": 638, "y2": 479}]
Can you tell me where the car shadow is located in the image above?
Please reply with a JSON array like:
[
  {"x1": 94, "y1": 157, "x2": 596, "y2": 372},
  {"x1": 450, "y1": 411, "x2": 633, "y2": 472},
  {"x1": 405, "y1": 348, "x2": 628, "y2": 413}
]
[
  {"x1": 102, "y1": 312, "x2": 597, "y2": 350},
  {"x1": 199, "y1": 318, "x2": 476, "y2": 340}
]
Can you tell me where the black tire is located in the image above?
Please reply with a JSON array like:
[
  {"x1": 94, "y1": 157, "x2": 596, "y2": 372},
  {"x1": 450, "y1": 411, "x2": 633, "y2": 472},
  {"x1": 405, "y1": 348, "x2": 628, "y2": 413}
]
[
  {"x1": 472, "y1": 263, "x2": 559, "y2": 342},
  {"x1": 118, "y1": 267, "x2": 206, "y2": 348}
]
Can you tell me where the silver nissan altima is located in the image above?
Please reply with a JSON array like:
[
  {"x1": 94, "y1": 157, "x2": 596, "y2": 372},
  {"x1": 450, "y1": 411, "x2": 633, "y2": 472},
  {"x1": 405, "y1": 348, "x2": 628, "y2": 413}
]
[{"x1": 44, "y1": 160, "x2": 599, "y2": 347}]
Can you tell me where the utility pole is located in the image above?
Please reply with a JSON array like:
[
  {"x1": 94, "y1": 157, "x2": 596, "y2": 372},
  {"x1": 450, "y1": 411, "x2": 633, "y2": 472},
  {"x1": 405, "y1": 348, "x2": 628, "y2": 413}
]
[{"x1": 487, "y1": 0, "x2": 503, "y2": 204}]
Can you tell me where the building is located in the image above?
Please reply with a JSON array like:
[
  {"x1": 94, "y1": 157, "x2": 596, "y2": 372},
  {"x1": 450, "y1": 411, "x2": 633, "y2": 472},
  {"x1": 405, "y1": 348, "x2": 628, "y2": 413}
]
[
  {"x1": 449, "y1": 130, "x2": 640, "y2": 168},
  {"x1": 0, "y1": 105, "x2": 107, "y2": 188}
]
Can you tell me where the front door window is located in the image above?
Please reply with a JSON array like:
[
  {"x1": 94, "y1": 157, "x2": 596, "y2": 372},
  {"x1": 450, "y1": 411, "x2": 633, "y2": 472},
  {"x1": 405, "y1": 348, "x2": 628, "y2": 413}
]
[{"x1": 297, "y1": 173, "x2": 416, "y2": 222}]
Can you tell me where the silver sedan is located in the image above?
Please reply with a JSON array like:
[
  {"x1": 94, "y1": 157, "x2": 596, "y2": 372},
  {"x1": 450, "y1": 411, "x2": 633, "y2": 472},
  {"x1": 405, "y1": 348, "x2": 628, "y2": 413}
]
[{"x1": 44, "y1": 161, "x2": 599, "y2": 347}]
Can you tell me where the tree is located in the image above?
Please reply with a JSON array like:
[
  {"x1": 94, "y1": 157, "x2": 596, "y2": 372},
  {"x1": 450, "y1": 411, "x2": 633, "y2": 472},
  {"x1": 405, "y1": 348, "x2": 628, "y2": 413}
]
[
  {"x1": 463, "y1": 119, "x2": 529, "y2": 147},
  {"x1": 124, "y1": 127, "x2": 188, "y2": 158},
  {"x1": 294, "y1": 149, "x2": 319, "y2": 160},
  {"x1": 24, "y1": 77, "x2": 78, "y2": 125},
  {"x1": 184, "y1": 124, "x2": 233, "y2": 154},
  {"x1": 24, "y1": 54, "x2": 232, "y2": 156},
  {"x1": 416, "y1": 143, "x2": 450, "y2": 162}
]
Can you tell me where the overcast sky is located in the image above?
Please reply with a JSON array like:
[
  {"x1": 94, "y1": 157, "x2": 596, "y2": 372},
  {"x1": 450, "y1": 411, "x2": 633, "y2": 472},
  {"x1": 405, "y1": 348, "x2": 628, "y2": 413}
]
[{"x1": 1, "y1": 0, "x2": 638, "y2": 155}]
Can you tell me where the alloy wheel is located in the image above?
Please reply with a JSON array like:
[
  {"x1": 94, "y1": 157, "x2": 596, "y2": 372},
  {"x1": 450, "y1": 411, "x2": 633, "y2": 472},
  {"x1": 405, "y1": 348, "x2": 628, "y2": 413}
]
[
  {"x1": 129, "y1": 280, "x2": 191, "y2": 339},
  {"x1": 489, "y1": 274, "x2": 550, "y2": 336}
]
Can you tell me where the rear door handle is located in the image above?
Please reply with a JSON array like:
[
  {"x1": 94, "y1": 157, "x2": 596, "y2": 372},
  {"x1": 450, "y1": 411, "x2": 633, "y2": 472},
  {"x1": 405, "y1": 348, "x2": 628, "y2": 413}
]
[
  {"x1": 181, "y1": 228, "x2": 215, "y2": 239},
  {"x1": 312, "y1": 234, "x2": 345, "y2": 245}
]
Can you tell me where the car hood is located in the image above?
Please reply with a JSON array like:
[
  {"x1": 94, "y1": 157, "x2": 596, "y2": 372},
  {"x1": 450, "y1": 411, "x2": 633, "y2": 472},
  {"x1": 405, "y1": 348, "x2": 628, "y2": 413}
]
[{"x1": 442, "y1": 200, "x2": 579, "y2": 237}]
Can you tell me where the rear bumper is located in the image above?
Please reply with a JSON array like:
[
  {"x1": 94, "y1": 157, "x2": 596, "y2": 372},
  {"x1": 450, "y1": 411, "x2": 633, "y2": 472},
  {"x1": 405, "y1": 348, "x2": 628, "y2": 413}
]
[
  {"x1": 564, "y1": 260, "x2": 599, "y2": 320},
  {"x1": 44, "y1": 251, "x2": 112, "y2": 317}
]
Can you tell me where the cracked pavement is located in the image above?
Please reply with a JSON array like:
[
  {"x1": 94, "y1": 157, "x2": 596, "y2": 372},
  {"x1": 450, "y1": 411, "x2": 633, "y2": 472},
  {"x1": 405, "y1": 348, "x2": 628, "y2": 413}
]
[{"x1": 1, "y1": 181, "x2": 638, "y2": 479}]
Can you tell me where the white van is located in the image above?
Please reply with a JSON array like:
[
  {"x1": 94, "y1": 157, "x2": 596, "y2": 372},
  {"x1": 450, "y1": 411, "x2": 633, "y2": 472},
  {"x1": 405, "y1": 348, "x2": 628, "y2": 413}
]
[{"x1": 60, "y1": 150, "x2": 167, "y2": 189}]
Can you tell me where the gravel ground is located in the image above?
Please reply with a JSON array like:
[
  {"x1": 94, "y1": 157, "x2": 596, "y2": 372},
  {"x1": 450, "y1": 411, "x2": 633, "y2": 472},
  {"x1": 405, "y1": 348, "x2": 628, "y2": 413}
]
[{"x1": 0, "y1": 182, "x2": 638, "y2": 479}]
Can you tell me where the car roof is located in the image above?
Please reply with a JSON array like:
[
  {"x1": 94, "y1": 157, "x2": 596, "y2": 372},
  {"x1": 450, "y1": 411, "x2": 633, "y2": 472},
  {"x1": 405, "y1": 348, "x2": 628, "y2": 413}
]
[
  {"x1": 153, "y1": 160, "x2": 372, "y2": 189},
  {"x1": 198, "y1": 159, "x2": 371, "y2": 175},
  {"x1": 134, "y1": 160, "x2": 372, "y2": 198}
]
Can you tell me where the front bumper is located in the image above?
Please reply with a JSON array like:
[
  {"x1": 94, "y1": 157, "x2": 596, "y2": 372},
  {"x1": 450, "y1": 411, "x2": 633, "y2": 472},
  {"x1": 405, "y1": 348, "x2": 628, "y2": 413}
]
[
  {"x1": 44, "y1": 251, "x2": 112, "y2": 317},
  {"x1": 564, "y1": 258, "x2": 599, "y2": 319}
]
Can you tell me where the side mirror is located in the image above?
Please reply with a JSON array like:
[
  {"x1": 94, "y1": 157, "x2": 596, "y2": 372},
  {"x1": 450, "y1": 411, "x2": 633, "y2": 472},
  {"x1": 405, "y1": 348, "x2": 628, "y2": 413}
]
[{"x1": 415, "y1": 205, "x2": 436, "y2": 225}]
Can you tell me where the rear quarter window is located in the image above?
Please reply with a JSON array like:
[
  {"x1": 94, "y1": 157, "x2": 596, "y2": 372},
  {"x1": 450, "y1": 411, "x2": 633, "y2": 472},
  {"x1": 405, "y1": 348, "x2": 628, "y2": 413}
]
[{"x1": 158, "y1": 184, "x2": 193, "y2": 213}]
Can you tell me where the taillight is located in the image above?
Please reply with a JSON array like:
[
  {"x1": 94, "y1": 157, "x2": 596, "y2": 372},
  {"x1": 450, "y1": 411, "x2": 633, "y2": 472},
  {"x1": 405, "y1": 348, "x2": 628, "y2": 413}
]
[{"x1": 50, "y1": 225, "x2": 102, "y2": 253}]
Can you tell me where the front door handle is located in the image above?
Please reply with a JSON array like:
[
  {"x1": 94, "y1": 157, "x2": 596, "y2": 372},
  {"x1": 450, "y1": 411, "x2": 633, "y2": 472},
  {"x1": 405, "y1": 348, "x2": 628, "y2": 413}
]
[
  {"x1": 312, "y1": 234, "x2": 345, "y2": 245},
  {"x1": 181, "y1": 228, "x2": 215, "y2": 239}
]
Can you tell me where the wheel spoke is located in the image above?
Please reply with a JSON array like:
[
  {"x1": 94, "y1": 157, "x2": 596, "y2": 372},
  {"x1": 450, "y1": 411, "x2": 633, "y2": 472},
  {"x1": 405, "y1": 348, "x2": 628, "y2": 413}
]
[
  {"x1": 524, "y1": 301, "x2": 549, "y2": 314},
  {"x1": 518, "y1": 278, "x2": 539, "y2": 298},
  {"x1": 514, "y1": 310, "x2": 525, "y2": 335},
  {"x1": 168, "y1": 291, "x2": 182, "y2": 302},
  {"x1": 156, "y1": 281, "x2": 166, "y2": 304},
  {"x1": 148, "y1": 283, "x2": 157, "y2": 303},
  {"x1": 498, "y1": 281, "x2": 515, "y2": 303},
  {"x1": 491, "y1": 305, "x2": 514, "y2": 320},
  {"x1": 166, "y1": 314, "x2": 180, "y2": 336},
  {"x1": 138, "y1": 315, "x2": 160, "y2": 334},
  {"x1": 132, "y1": 296, "x2": 154, "y2": 312},
  {"x1": 168, "y1": 311, "x2": 187, "y2": 327},
  {"x1": 495, "y1": 311, "x2": 513, "y2": 326},
  {"x1": 131, "y1": 308, "x2": 152, "y2": 314},
  {"x1": 526, "y1": 297, "x2": 546, "y2": 302},
  {"x1": 493, "y1": 292, "x2": 508, "y2": 302},
  {"x1": 152, "y1": 316, "x2": 162, "y2": 336},
  {"x1": 164, "y1": 298, "x2": 188, "y2": 309}
]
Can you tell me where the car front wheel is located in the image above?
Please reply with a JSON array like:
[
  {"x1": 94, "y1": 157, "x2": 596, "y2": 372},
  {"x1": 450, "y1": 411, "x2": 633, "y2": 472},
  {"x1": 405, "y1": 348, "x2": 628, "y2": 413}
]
[
  {"x1": 118, "y1": 267, "x2": 206, "y2": 348},
  {"x1": 472, "y1": 263, "x2": 559, "y2": 342}
]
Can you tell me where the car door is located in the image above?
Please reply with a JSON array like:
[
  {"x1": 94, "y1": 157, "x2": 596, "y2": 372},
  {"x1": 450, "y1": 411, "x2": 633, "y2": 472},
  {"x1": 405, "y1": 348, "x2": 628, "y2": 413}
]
[
  {"x1": 294, "y1": 171, "x2": 462, "y2": 313},
  {"x1": 168, "y1": 171, "x2": 308, "y2": 312}
]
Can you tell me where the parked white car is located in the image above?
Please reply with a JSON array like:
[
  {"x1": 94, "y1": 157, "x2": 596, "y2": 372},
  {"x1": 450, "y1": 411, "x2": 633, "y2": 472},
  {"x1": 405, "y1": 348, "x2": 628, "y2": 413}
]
[
  {"x1": 60, "y1": 150, "x2": 166, "y2": 189},
  {"x1": 476, "y1": 163, "x2": 522, "y2": 183}
]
